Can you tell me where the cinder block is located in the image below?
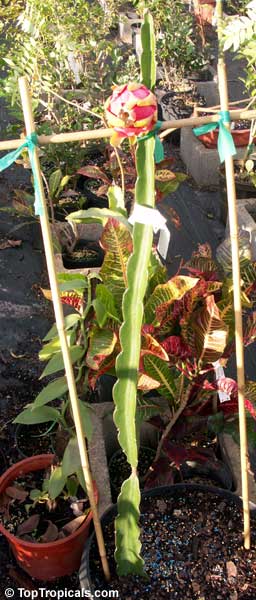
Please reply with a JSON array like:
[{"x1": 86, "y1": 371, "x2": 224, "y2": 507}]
[
  {"x1": 180, "y1": 126, "x2": 220, "y2": 187},
  {"x1": 225, "y1": 198, "x2": 256, "y2": 260},
  {"x1": 196, "y1": 80, "x2": 219, "y2": 106},
  {"x1": 180, "y1": 127, "x2": 246, "y2": 188},
  {"x1": 88, "y1": 403, "x2": 113, "y2": 517},
  {"x1": 52, "y1": 222, "x2": 103, "y2": 276}
]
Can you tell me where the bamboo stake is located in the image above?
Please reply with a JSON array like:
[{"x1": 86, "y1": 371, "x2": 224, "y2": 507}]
[
  {"x1": 0, "y1": 109, "x2": 256, "y2": 151},
  {"x1": 216, "y1": 0, "x2": 250, "y2": 549},
  {"x1": 195, "y1": 97, "x2": 253, "y2": 113},
  {"x1": 18, "y1": 76, "x2": 111, "y2": 581}
]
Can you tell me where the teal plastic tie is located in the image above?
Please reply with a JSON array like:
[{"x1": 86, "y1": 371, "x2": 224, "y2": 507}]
[
  {"x1": 138, "y1": 120, "x2": 164, "y2": 163},
  {"x1": 0, "y1": 132, "x2": 43, "y2": 216},
  {"x1": 193, "y1": 110, "x2": 237, "y2": 164}
]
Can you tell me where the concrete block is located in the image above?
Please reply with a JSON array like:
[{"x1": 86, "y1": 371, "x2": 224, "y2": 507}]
[
  {"x1": 225, "y1": 198, "x2": 256, "y2": 260},
  {"x1": 88, "y1": 403, "x2": 113, "y2": 517},
  {"x1": 219, "y1": 433, "x2": 256, "y2": 508},
  {"x1": 180, "y1": 127, "x2": 246, "y2": 188},
  {"x1": 52, "y1": 221, "x2": 103, "y2": 275},
  {"x1": 118, "y1": 14, "x2": 142, "y2": 44},
  {"x1": 196, "y1": 80, "x2": 219, "y2": 106}
]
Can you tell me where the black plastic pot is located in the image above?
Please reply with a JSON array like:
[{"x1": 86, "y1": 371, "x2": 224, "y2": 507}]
[
  {"x1": 108, "y1": 446, "x2": 156, "y2": 500},
  {"x1": 80, "y1": 483, "x2": 256, "y2": 594},
  {"x1": 160, "y1": 90, "x2": 206, "y2": 145},
  {"x1": 53, "y1": 201, "x2": 84, "y2": 222},
  {"x1": 82, "y1": 187, "x2": 108, "y2": 210},
  {"x1": 62, "y1": 239, "x2": 104, "y2": 270}
]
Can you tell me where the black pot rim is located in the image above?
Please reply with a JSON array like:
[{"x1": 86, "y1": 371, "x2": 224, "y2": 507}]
[
  {"x1": 79, "y1": 482, "x2": 256, "y2": 591},
  {"x1": 62, "y1": 241, "x2": 104, "y2": 269}
]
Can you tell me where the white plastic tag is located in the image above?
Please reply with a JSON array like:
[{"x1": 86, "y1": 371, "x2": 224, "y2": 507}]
[
  {"x1": 213, "y1": 360, "x2": 230, "y2": 403},
  {"x1": 128, "y1": 204, "x2": 170, "y2": 259}
]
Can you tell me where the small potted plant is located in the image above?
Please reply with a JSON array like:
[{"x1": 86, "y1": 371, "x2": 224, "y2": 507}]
[{"x1": 0, "y1": 452, "x2": 97, "y2": 581}]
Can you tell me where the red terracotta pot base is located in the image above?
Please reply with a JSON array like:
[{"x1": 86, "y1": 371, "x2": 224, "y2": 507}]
[
  {"x1": 0, "y1": 455, "x2": 97, "y2": 581},
  {"x1": 198, "y1": 128, "x2": 252, "y2": 149}
]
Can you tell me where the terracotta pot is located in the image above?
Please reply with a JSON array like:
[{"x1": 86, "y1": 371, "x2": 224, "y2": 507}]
[
  {"x1": 198, "y1": 127, "x2": 253, "y2": 149},
  {"x1": 0, "y1": 454, "x2": 97, "y2": 581}
]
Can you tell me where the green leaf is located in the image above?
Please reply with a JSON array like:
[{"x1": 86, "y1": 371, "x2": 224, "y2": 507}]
[
  {"x1": 62, "y1": 437, "x2": 81, "y2": 477},
  {"x1": 33, "y1": 377, "x2": 68, "y2": 408},
  {"x1": 48, "y1": 466, "x2": 66, "y2": 500},
  {"x1": 100, "y1": 219, "x2": 133, "y2": 309},
  {"x1": 40, "y1": 346, "x2": 84, "y2": 379},
  {"x1": 93, "y1": 284, "x2": 120, "y2": 327},
  {"x1": 43, "y1": 314, "x2": 80, "y2": 341},
  {"x1": 39, "y1": 337, "x2": 61, "y2": 361},
  {"x1": 14, "y1": 405, "x2": 61, "y2": 425},
  {"x1": 66, "y1": 476, "x2": 78, "y2": 498},
  {"x1": 115, "y1": 475, "x2": 144, "y2": 576},
  {"x1": 144, "y1": 275, "x2": 199, "y2": 325},
  {"x1": 143, "y1": 354, "x2": 177, "y2": 402},
  {"x1": 67, "y1": 208, "x2": 129, "y2": 228},
  {"x1": 49, "y1": 169, "x2": 63, "y2": 199},
  {"x1": 78, "y1": 400, "x2": 93, "y2": 442},
  {"x1": 107, "y1": 185, "x2": 126, "y2": 215},
  {"x1": 57, "y1": 272, "x2": 88, "y2": 293},
  {"x1": 59, "y1": 174, "x2": 70, "y2": 192}
]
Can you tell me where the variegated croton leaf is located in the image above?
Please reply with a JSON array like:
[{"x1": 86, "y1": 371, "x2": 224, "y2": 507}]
[{"x1": 190, "y1": 295, "x2": 228, "y2": 365}]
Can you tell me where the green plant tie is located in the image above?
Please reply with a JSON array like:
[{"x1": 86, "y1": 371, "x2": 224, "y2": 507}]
[
  {"x1": 193, "y1": 110, "x2": 237, "y2": 164},
  {"x1": 138, "y1": 120, "x2": 164, "y2": 163},
  {"x1": 0, "y1": 132, "x2": 43, "y2": 216},
  {"x1": 247, "y1": 143, "x2": 254, "y2": 155}
]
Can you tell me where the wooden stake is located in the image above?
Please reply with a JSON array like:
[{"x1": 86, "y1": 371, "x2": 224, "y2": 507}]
[
  {"x1": 0, "y1": 109, "x2": 256, "y2": 151},
  {"x1": 216, "y1": 0, "x2": 250, "y2": 549},
  {"x1": 18, "y1": 76, "x2": 111, "y2": 580}
]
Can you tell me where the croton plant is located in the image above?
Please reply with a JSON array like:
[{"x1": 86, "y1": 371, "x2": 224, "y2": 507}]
[{"x1": 16, "y1": 217, "x2": 256, "y2": 523}]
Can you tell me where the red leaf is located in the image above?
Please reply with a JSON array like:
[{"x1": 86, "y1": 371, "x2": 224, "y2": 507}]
[
  {"x1": 17, "y1": 514, "x2": 40, "y2": 536},
  {"x1": 61, "y1": 514, "x2": 87, "y2": 536},
  {"x1": 163, "y1": 441, "x2": 212, "y2": 468},
  {"x1": 40, "y1": 520, "x2": 59, "y2": 542},
  {"x1": 61, "y1": 293, "x2": 82, "y2": 311},
  {"x1": 161, "y1": 335, "x2": 191, "y2": 359},
  {"x1": 6, "y1": 486, "x2": 28, "y2": 502},
  {"x1": 77, "y1": 165, "x2": 111, "y2": 185},
  {"x1": 144, "y1": 457, "x2": 175, "y2": 490}
]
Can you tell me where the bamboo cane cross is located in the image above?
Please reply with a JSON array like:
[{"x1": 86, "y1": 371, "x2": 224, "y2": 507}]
[{"x1": 0, "y1": 70, "x2": 255, "y2": 566}]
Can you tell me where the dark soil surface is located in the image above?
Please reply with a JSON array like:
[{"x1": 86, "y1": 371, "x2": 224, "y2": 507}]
[{"x1": 90, "y1": 487, "x2": 256, "y2": 599}]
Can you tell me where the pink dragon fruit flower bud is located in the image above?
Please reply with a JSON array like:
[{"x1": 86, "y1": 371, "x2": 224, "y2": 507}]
[{"x1": 105, "y1": 82, "x2": 158, "y2": 146}]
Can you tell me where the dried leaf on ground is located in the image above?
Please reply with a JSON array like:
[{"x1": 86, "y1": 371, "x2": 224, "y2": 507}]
[{"x1": 0, "y1": 239, "x2": 22, "y2": 250}]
